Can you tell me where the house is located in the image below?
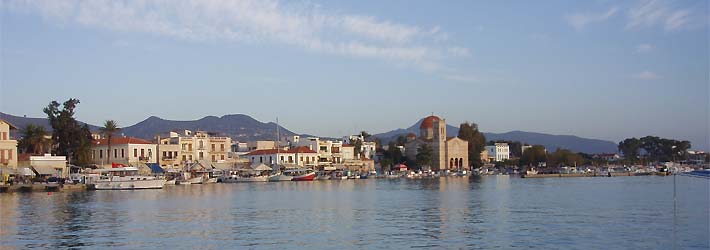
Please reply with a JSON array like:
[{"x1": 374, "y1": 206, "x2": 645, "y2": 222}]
[
  {"x1": 154, "y1": 130, "x2": 232, "y2": 167},
  {"x1": 244, "y1": 146, "x2": 318, "y2": 168},
  {"x1": 0, "y1": 119, "x2": 18, "y2": 168},
  {"x1": 486, "y1": 143, "x2": 510, "y2": 162},
  {"x1": 91, "y1": 136, "x2": 157, "y2": 167}
]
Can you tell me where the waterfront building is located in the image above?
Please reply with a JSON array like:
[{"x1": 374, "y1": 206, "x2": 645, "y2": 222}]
[
  {"x1": 155, "y1": 130, "x2": 232, "y2": 167},
  {"x1": 404, "y1": 115, "x2": 469, "y2": 171},
  {"x1": 244, "y1": 146, "x2": 318, "y2": 168},
  {"x1": 91, "y1": 137, "x2": 157, "y2": 166},
  {"x1": 29, "y1": 154, "x2": 67, "y2": 177},
  {"x1": 0, "y1": 119, "x2": 18, "y2": 168},
  {"x1": 247, "y1": 141, "x2": 276, "y2": 151},
  {"x1": 486, "y1": 143, "x2": 510, "y2": 162}
]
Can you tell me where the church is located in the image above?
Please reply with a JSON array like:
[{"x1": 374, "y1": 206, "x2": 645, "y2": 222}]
[{"x1": 405, "y1": 115, "x2": 469, "y2": 171}]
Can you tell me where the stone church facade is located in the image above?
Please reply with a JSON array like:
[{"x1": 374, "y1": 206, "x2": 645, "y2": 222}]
[{"x1": 405, "y1": 115, "x2": 469, "y2": 171}]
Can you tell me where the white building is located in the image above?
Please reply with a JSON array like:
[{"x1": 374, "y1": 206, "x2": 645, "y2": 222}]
[
  {"x1": 342, "y1": 135, "x2": 376, "y2": 159},
  {"x1": 30, "y1": 154, "x2": 67, "y2": 177},
  {"x1": 486, "y1": 143, "x2": 510, "y2": 162},
  {"x1": 244, "y1": 146, "x2": 318, "y2": 167},
  {"x1": 91, "y1": 137, "x2": 157, "y2": 166}
]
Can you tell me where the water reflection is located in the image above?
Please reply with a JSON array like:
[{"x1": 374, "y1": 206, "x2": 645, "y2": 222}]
[{"x1": 0, "y1": 176, "x2": 707, "y2": 249}]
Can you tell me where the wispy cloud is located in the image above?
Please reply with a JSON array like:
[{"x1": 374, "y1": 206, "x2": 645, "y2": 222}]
[
  {"x1": 3, "y1": 0, "x2": 468, "y2": 73},
  {"x1": 636, "y1": 43, "x2": 654, "y2": 53},
  {"x1": 626, "y1": 0, "x2": 693, "y2": 31},
  {"x1": 632, "y1": 71, "x2": 660, "y2": 80},
  {"x1": 565, "y1": 7, "x2": 618, "y2": 31}
]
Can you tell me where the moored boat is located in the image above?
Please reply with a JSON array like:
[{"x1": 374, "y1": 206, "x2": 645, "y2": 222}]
[
  {"x1": 91, "y1": 167, "x2": 166, "y2": 190},
  {"x1": 269, "y1": 172, "x2": 294, "y2": 182},
  {"x1": 285, "y1": 169, "x2": 316, "y2": 181}
]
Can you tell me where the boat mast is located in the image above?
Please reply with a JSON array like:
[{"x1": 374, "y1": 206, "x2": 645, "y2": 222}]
[{"x1": 276, "y1": 117, "x2": 280, "y2": 172}]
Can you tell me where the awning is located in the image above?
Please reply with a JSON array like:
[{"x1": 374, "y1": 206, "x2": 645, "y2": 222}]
[
  {"x1": 147, "y1": 163, "x2": 165, "y2": 174},
  {"x1": 31, "y1": 165, "x2": 59, "y2": 176},
  {"x1": 252, "y1": 163, "x2": 272, "y2": 171}
]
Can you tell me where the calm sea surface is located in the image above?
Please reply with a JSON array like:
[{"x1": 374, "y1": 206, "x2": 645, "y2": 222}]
[{"x1": 0, "y1": 176, "x2": 708, "y2": 250}]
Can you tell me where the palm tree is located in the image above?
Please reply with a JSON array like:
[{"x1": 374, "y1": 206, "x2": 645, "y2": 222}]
[
  {"x1": 18, "y1": 124, "x2": 51, "y2": 155},
  {"x1": 100, "y1": 120, "x2": 120, "y2": 164}
]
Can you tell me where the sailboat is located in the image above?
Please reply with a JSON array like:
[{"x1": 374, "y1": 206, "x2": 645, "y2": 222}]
[{"x1": 268, "y1": 117, "x2": 293, "y2": 182}]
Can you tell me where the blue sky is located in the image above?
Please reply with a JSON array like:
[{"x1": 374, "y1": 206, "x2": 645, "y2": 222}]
[{"x1": 0, "y1": 0, "x2": 708, "y2": 150}]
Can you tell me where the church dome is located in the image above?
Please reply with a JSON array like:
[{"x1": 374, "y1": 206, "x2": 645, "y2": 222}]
[{"x1": 419, "y1": 115, "x2": 441, "y2": 129}]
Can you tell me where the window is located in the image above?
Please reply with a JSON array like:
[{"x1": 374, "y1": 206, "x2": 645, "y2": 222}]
[
  {"x1": 92, "y1": 150, "x2": 96, "y2": 159},
  {"x1": 259, "y1": 156, "x2": 263, "y2": 163},
  {"x1": 199, "y1": 141, "x2": 204, "y2": 149},
  {"x1": 288, "y1": 156, "x2": 293, "y2": 163},
  {"x1": 280, "y1": 156, "x2": 284, "y2": 162},
  {"x1": 221, "y1": 155, "x2": 224, "y2": 160},
  {"x1": 211, "y1": 144, "x2": 215, "y2": 151},
  {"x1": 199, "y1": 152, "x2": 204, "y2": 160},
  {"x1": 212, "y1": 155, "x2": 216, "y2": 161},
  {"x1": 300, "y1": 156, "x2": 303, "y2": 162},
  {"x1": 269, "y1": 156, "x2": 272, "y2": 163},
  {"x1": 114, "y1": 149, "x2": 118, "y2": 158},
  {"x1": 183, "y1": 155, "x2": 187, "y2": 161},
  {"x1": 100, "y1": 150, "x2": 104, "y2": 159},
  {"x1": 134, "y1": 149, "x2": 138, "y2": 157},
  {"x1": 141, "y1": 149, "x2": 145, "y2": 157},
  {"x1": 8, "y1": 150, "x2": 11, "y2": 160},
  {"x1": 163, "y1": 152, "x2": 167, "y2": 157},
  {"x1": 121, "y1": 149, "x2": 125, "y2": 158},
  {"x1": 188, "y1": 155, "x2": 192, "y2": 161},
  {"x1": 148, "y1": 149, "x2": 152, "y2": 158},
  {"x1": 220, "y1": 144, "x2": 224, "y2": 152}
]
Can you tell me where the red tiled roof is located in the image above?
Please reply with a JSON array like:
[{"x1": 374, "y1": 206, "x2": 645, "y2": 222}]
[
  {"x1": 419, "y1": 115, "x2": 441, "y2": 129},
  {"x1": 93, "y1": 137, "x2": 153, "y2": 146},
  {"x1": 407, "y1": 133, "x2": 416, "y2": 138}
]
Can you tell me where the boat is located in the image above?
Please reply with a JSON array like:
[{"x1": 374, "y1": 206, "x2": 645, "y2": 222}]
[
  {"x1": 207, "y1": 177, "x2": 218, "y2": 183},
  {"x1": 331, "y1": 171, "x2": 348, "y2": 180},
  {"x1": 316, "y1": 171, "x2": 332, "y2": 180},
  {"x1": 269, "y1": 172, "x2": 293, "y2": 182},
  {"x1": 221, "y1": 173, "x2": 270, "y2": 183},
  {"x1": 284, "y1": 168, "x2": 316, "y2": 181},
  {"x1": 165, "y1": 179, "x2": 177, "y2": 185},
  {"x1": 91, "y1": 167, "x2": 166, "y2": 190},
  {"x1": 187, "y1": 176, "x2": 205, "y2": 184}
]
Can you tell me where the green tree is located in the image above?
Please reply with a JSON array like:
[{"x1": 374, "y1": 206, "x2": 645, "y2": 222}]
[
  {"x1": 100, "y1": 120, "x2": 120, "y2": 163},
  {"x1": 457, "y1": 122, "x2": 486, "y2": 169},
  {"x1": 618, "y1": 138, "x2": 642, "y2": 164},
  {"x1": 43, "y1": 99, "x2": 94, "y2": 165},
  {"x1": 353, "y1": 139, "x2": 363, "y2": 159},
  {"x1": 360, "y1": 131, "x2": 372, "y2": 141},
  {"x1": 18, "y1": 124, "x2": 51, "y2": 155},
  {"x1": 415, "y1": 144, "x2": 433, "y2": 170},
  {"x1": 547, "y1": 148, "x2": 583, "y2": 168},
  {"x1": 520, "y1": 145, "x2": 547, "y2": 168}
]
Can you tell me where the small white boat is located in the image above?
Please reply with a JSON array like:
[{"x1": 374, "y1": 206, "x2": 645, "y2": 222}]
[
  {"x1": 269, "y1": 172, "x2": 293, "y2": 182},
  {"x1": 222, "y1": 175, "x2": 269, "y2": 183},
  {"x1": 165, "y1": 179, "x2": 177, "y2": 185},
  {"x1": 316, "y1": 175, "x2": 331, "y2": 180},
  {"x1": 207, "y1": 177, "x2": 218, "y2": 183},
  {"x1": 91, "y1": 167, "x2": 166, "y2": 190},
  {"x1": 188, "y1": 176, "x2": 204, "y2": 184}
]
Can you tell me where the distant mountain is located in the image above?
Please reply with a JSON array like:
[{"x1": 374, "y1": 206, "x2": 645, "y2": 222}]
[
  {"x1": 120, "y1": 115, "x2": 296, "y2": 141},
  {"x1": 2, "y1": 111, "x2": 619, "y2": 153},
  {"x1": 0, "y1": 112, "x2": 101, "y2": 133},
  {"x1": 0, "y1": 112, "x2": 295, "y2": 141},
  {"x1": 374, "y1": 118, "x2": 618, "y2": 154}
]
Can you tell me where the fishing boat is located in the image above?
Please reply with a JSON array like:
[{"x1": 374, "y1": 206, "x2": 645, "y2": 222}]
[
  {"x1": 91, "y1": 167, "x2": 166, "y2": 190},
  {"x1": 285, "y1": 168, "x2": 316, "y2": 181},
  {"x1": 269, "y1": 172, "x2": 293, "y2": 182},
  {"x1": 316, "y1": 171, "x2": 332, "y2": 180}
]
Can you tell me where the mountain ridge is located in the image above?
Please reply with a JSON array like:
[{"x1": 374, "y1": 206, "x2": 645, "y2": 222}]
[{"x1": 1, "y1": 112, "x2": 618, "y2": 153}]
